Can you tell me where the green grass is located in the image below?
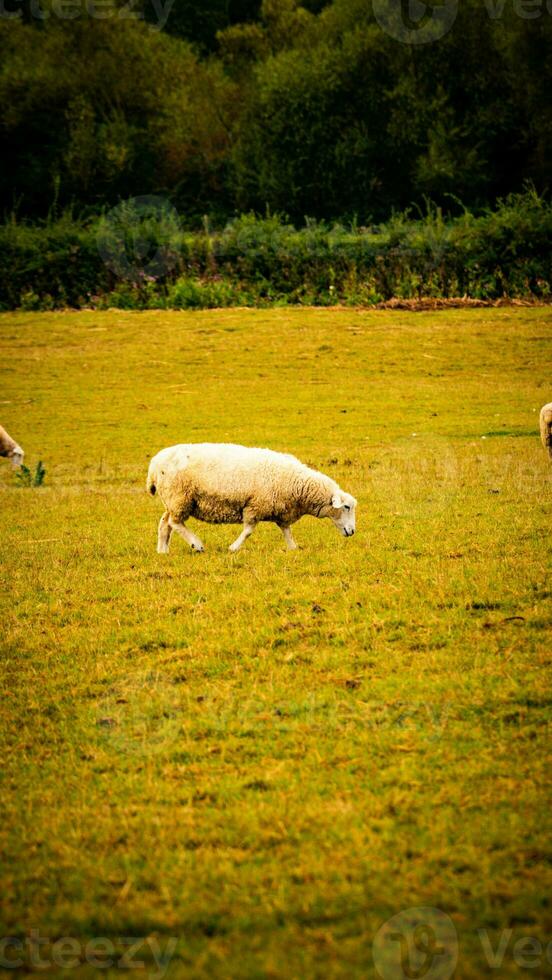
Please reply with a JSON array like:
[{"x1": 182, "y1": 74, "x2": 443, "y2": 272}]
[{"x1": 0, "y1": 307, "x2": 551, "y2": 978}]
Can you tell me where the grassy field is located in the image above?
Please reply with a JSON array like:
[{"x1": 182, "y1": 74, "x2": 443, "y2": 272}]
[{"x1": 0, "y1": 307, "x2": 551, "y2": 979}]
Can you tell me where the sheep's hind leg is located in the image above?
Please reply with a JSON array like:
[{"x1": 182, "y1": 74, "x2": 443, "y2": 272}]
[
  {"x1": 281, "y1": 526, "x2": 297, "y2": 551},
  {"x1": 169, "y1": 518, "x2": 205, "y2": 553},
  {"x1": 157, "y1": 511, "x2": 173, "y2": 553}
]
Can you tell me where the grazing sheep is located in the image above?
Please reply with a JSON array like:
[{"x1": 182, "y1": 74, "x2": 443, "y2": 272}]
[
  {"x1": 147, "y1": 443, "x2": 357, "y2": 553},
  {"x1": 0, "y1": 425, "x2": 24, "y2": 467},
  {"x1": 540, "y1": 403, "x2": 552, "y2": 460}
]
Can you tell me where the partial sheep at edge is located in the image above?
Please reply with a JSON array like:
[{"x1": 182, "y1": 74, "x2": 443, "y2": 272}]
[
  {"x1": 0, "y1": 425, "x2": 24, "y2": 468},
  {"x1": 540, "y1": 403, "x2": 552, "y2": 461}
]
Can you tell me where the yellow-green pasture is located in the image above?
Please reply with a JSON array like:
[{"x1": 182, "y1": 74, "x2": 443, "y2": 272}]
[{"x1": 1, "y1": 308, "x2": 551, "y2": 978}]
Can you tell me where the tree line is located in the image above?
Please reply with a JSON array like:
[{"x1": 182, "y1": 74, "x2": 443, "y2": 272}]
[{"x1": 1, "y1": 0, "x2": 551, "y2": 224}]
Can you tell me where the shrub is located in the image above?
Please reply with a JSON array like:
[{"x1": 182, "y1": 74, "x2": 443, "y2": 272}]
[{"x1": 16, "y1": 461, "x2": 46, "y2": 488}]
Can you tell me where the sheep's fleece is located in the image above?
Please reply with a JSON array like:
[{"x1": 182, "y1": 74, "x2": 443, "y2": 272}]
[{"x1": 147, "y1": 443, "x2": 357, "y2": 553}]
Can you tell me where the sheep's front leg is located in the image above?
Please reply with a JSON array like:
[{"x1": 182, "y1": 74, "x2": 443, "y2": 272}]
[
  {"x1": 229, "y1": 521, "x2": 256, "y2": 553},
  {"x1": 157, "y1": 511, "x2": 173, "y2": 553},
  {"x1": 280, "y1": 526, "x2": 297, "y2": 551},
  {"x1": 170, "y1": 518, "x2": 205, "y2": 553}
]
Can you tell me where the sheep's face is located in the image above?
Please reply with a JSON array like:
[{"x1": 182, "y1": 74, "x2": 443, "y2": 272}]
[{"x1": 328, "y1": 491, "x2": 357, "y2": 538}]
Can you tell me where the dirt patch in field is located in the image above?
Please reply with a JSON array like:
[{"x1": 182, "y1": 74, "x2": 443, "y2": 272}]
[{"x1": 370, "y1": 297, "x2": 551, "y2": 311}]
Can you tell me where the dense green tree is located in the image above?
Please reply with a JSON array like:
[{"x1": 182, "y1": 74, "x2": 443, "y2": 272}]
[
  {"x1": 0, "y1": 17, "x2": 236, "y2": 218},
  {"x1": 230, "y1": 0, "x2": 540, "y2": 220}
]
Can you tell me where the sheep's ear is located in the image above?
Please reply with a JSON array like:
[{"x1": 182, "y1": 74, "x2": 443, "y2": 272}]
[{"x1": 331, "y1": 492, "x2": 345, "y2": 509}]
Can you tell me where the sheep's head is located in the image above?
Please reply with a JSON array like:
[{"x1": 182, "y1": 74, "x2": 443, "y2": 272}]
[
  {"x1": 10, "y1": 445, "x2": 24, "y2": 468},
  {"x1": 328, "y1": 490, "x2": 357, "y2": 538}
]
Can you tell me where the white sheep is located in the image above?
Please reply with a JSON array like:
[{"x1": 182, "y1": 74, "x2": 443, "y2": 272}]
[
  {"x1": 147, "y1": 443, "x2": 357, "y2": 553},
  {"x1": 0, "y1": 425, "x2": 24, "y2": 468},
  {"x1": 540, "y1": 403, "x2": 552, "y2": 460}
]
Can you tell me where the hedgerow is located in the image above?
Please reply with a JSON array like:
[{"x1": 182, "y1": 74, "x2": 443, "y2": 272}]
[{"x1": 1, "y1": 190, "x2": 550, "y2": 311}]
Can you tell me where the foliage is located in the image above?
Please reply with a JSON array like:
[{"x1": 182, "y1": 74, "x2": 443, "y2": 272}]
[
  {"x1": 0, "y1": 17, "x2": 237, "y2": 220},
  {"x1": 0, "y1": 190, "x2": 550, "y2": 310},
  {"x1": 0, "y1": 307, "x2": 551, "y2": 975},
  {"x1": 0, "y1": 3, "x2": 551, "y2": 221}
]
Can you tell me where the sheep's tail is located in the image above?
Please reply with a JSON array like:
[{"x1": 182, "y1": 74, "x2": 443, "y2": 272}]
[{"x1": 146, "y1": 466, "x2": 157, "y2": 496}]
